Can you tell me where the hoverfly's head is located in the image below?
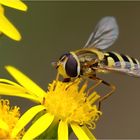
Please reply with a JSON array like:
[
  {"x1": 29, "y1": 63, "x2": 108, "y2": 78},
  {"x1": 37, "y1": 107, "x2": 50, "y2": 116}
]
[{"x1": 52, "y1": 52, "x2": 80, "y2": 78}]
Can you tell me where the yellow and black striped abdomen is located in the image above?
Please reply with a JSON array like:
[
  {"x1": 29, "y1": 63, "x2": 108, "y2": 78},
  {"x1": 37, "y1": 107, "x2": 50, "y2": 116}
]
[{"x1": 102, "y1": 52, "x2": 140, "y2": 77}]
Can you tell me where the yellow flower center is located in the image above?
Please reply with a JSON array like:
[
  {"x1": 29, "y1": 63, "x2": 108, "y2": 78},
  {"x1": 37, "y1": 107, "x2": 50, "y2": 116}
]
[
  {"x1": 0, "y1": 99, "x2": 23, "y2": 139},
  {"x1": 43, "y1": 79, "x2": 102, "y2": 129}
]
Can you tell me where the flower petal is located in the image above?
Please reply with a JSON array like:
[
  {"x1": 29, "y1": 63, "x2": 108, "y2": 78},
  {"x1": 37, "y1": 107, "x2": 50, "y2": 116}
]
[
  {"x1": 0, "y1": 9, "x2": 21, "y2": 41},
  {"x1": 0, "y1": 0, "x2": 27, "y2": 11},
  {"x1": 0, "y1": 83, "x2": 39, "y2": 102},
  {"x1": 0, "y1": 78, "x2": 24, "y2": 87},
  {"x1": 87, "y1": 92, "x2": 100, "y2": 104},
  {"x1": 58, "y1": 120, "x2": 68, "y2": 140},
  {"x1": 71, "y1": 123, "x2": 90, "y2": 140},
  {"x1": 0, "y1": 119, "x2": 9, "y2": 131},
  {"x1": 81, "y1": 125, "x2": 96, "y2": 140},
  {"x1": 5, "y1": 66, "x2": 46, "y2": 99},
  {"x1": 11, "y1": 105, "x2": 46, "y2": 138},
  {"x1": 22, "y1": 113, "x2": 54, "y2": 140}
]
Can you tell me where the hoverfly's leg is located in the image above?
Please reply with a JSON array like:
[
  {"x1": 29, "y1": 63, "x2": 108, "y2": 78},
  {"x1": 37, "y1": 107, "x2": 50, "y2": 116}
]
[
  {"x1": 65, "y1": 77, "x2": 81, "y2": 90},
  {"x1": 89, "y1": 76, "x2": 116, "y2": 110},
  {"x1": 53, "y1": 72, "x2": 60, "y2": 91},
  {"x1": 86, "y1": 78, "x2": 102, "y2": 95},
  {"x1": 98, "y1": 79, "x2": 116, "y2": 110},
  {"x1": 63, "y1": 78, "x2": 71, "y2": 82},
  {"x1": 56, "y1": 72, "x2": 60, "y2": 81}
]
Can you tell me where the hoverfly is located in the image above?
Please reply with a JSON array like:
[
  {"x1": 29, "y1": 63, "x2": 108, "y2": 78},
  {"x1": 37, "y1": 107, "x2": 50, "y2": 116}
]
[{"x1": 53, "y1": 16, "x2": 140, "y2": 110}]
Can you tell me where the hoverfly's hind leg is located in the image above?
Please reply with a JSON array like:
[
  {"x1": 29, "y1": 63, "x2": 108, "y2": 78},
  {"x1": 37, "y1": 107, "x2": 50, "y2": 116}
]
[
  {"x1": 86, "y1": 78, "x2": 102, "y2": 95},
  {"x1": 98, "y1": 79, "x2": 116, "y2": 110},
  {"x1": 89, "y1": 76, "x2": 116, "y2": 111}
]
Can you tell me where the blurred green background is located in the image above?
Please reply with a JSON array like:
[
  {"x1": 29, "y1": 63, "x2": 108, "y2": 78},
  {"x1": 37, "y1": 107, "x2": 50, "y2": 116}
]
[{"x1": 1, "y1": 1, "x2": 140, "y2": 139}]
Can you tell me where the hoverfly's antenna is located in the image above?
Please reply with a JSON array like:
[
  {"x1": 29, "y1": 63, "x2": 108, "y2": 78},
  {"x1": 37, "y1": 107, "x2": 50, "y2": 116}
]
[{"x1": 51, "y1": 61, "x2": 58, "y2": 69}]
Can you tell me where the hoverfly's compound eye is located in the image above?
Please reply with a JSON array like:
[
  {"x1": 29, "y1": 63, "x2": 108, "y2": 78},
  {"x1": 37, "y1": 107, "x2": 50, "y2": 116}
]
[
  {"x1": 59, "y1": 53, "x2": 70, "y2": 62},
  {"x1": 65, "y1": 54, "x2": 79, "y2": 77}
]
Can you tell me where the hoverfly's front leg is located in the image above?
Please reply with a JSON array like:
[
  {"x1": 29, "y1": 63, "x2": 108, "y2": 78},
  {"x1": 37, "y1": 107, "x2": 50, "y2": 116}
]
[
  {"x1": 89, "y1": 76, "x2": 116, "y2": 111},
  {"x1": 63, "y1": 78, "x2": 71, "y2": 82},
  {"x1": 64, "y1": 76, "x2": 82, "y2": 90},
  {"x1": 53, "y1": 72, "x2": 60, "y2": 91}
]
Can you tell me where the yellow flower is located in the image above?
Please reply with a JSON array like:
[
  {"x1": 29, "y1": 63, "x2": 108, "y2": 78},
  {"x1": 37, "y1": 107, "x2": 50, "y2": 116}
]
[
  {"x1": 0, "y1": 0, "x2": 27, "y2": 41},
  {"x1": 0, "y1": 98, "x2": 24, "y2": 139},
  {"x1": 0, "y1": 66, "x2": 102, "y2": 140}
]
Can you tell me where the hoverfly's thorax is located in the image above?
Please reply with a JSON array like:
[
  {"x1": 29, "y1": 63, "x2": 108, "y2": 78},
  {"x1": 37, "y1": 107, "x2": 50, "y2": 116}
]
[
  {"x1": 75, "y1": 48, "x2": 104, "y2": 61},
  {"x1": 88, "y1": 48, "x2": 104, "y2": 60}
]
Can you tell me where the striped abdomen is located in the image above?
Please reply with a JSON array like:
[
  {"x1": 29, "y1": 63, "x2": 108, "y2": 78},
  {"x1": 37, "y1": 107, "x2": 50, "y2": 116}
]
[{"x1": 103, "y1": 52, "x2": 140, "y2": 72}]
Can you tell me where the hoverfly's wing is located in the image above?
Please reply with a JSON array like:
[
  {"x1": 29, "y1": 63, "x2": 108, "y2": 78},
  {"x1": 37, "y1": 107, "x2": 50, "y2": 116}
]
[
  {"x1": 99, "y1": 61, "x2": 140, "y2": 77},
  {"x1": 84, "y1": 16, "x2": 119, "y2": 50}
]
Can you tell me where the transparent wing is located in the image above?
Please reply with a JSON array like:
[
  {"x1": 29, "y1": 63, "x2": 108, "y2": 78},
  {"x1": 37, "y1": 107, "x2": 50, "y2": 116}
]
[
  {"x1": 99, "y1": 61, "x2": 140, "y2": 77},
  {"x1": 84, "y1": 16, "x2": 119, "y2": 50}
]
